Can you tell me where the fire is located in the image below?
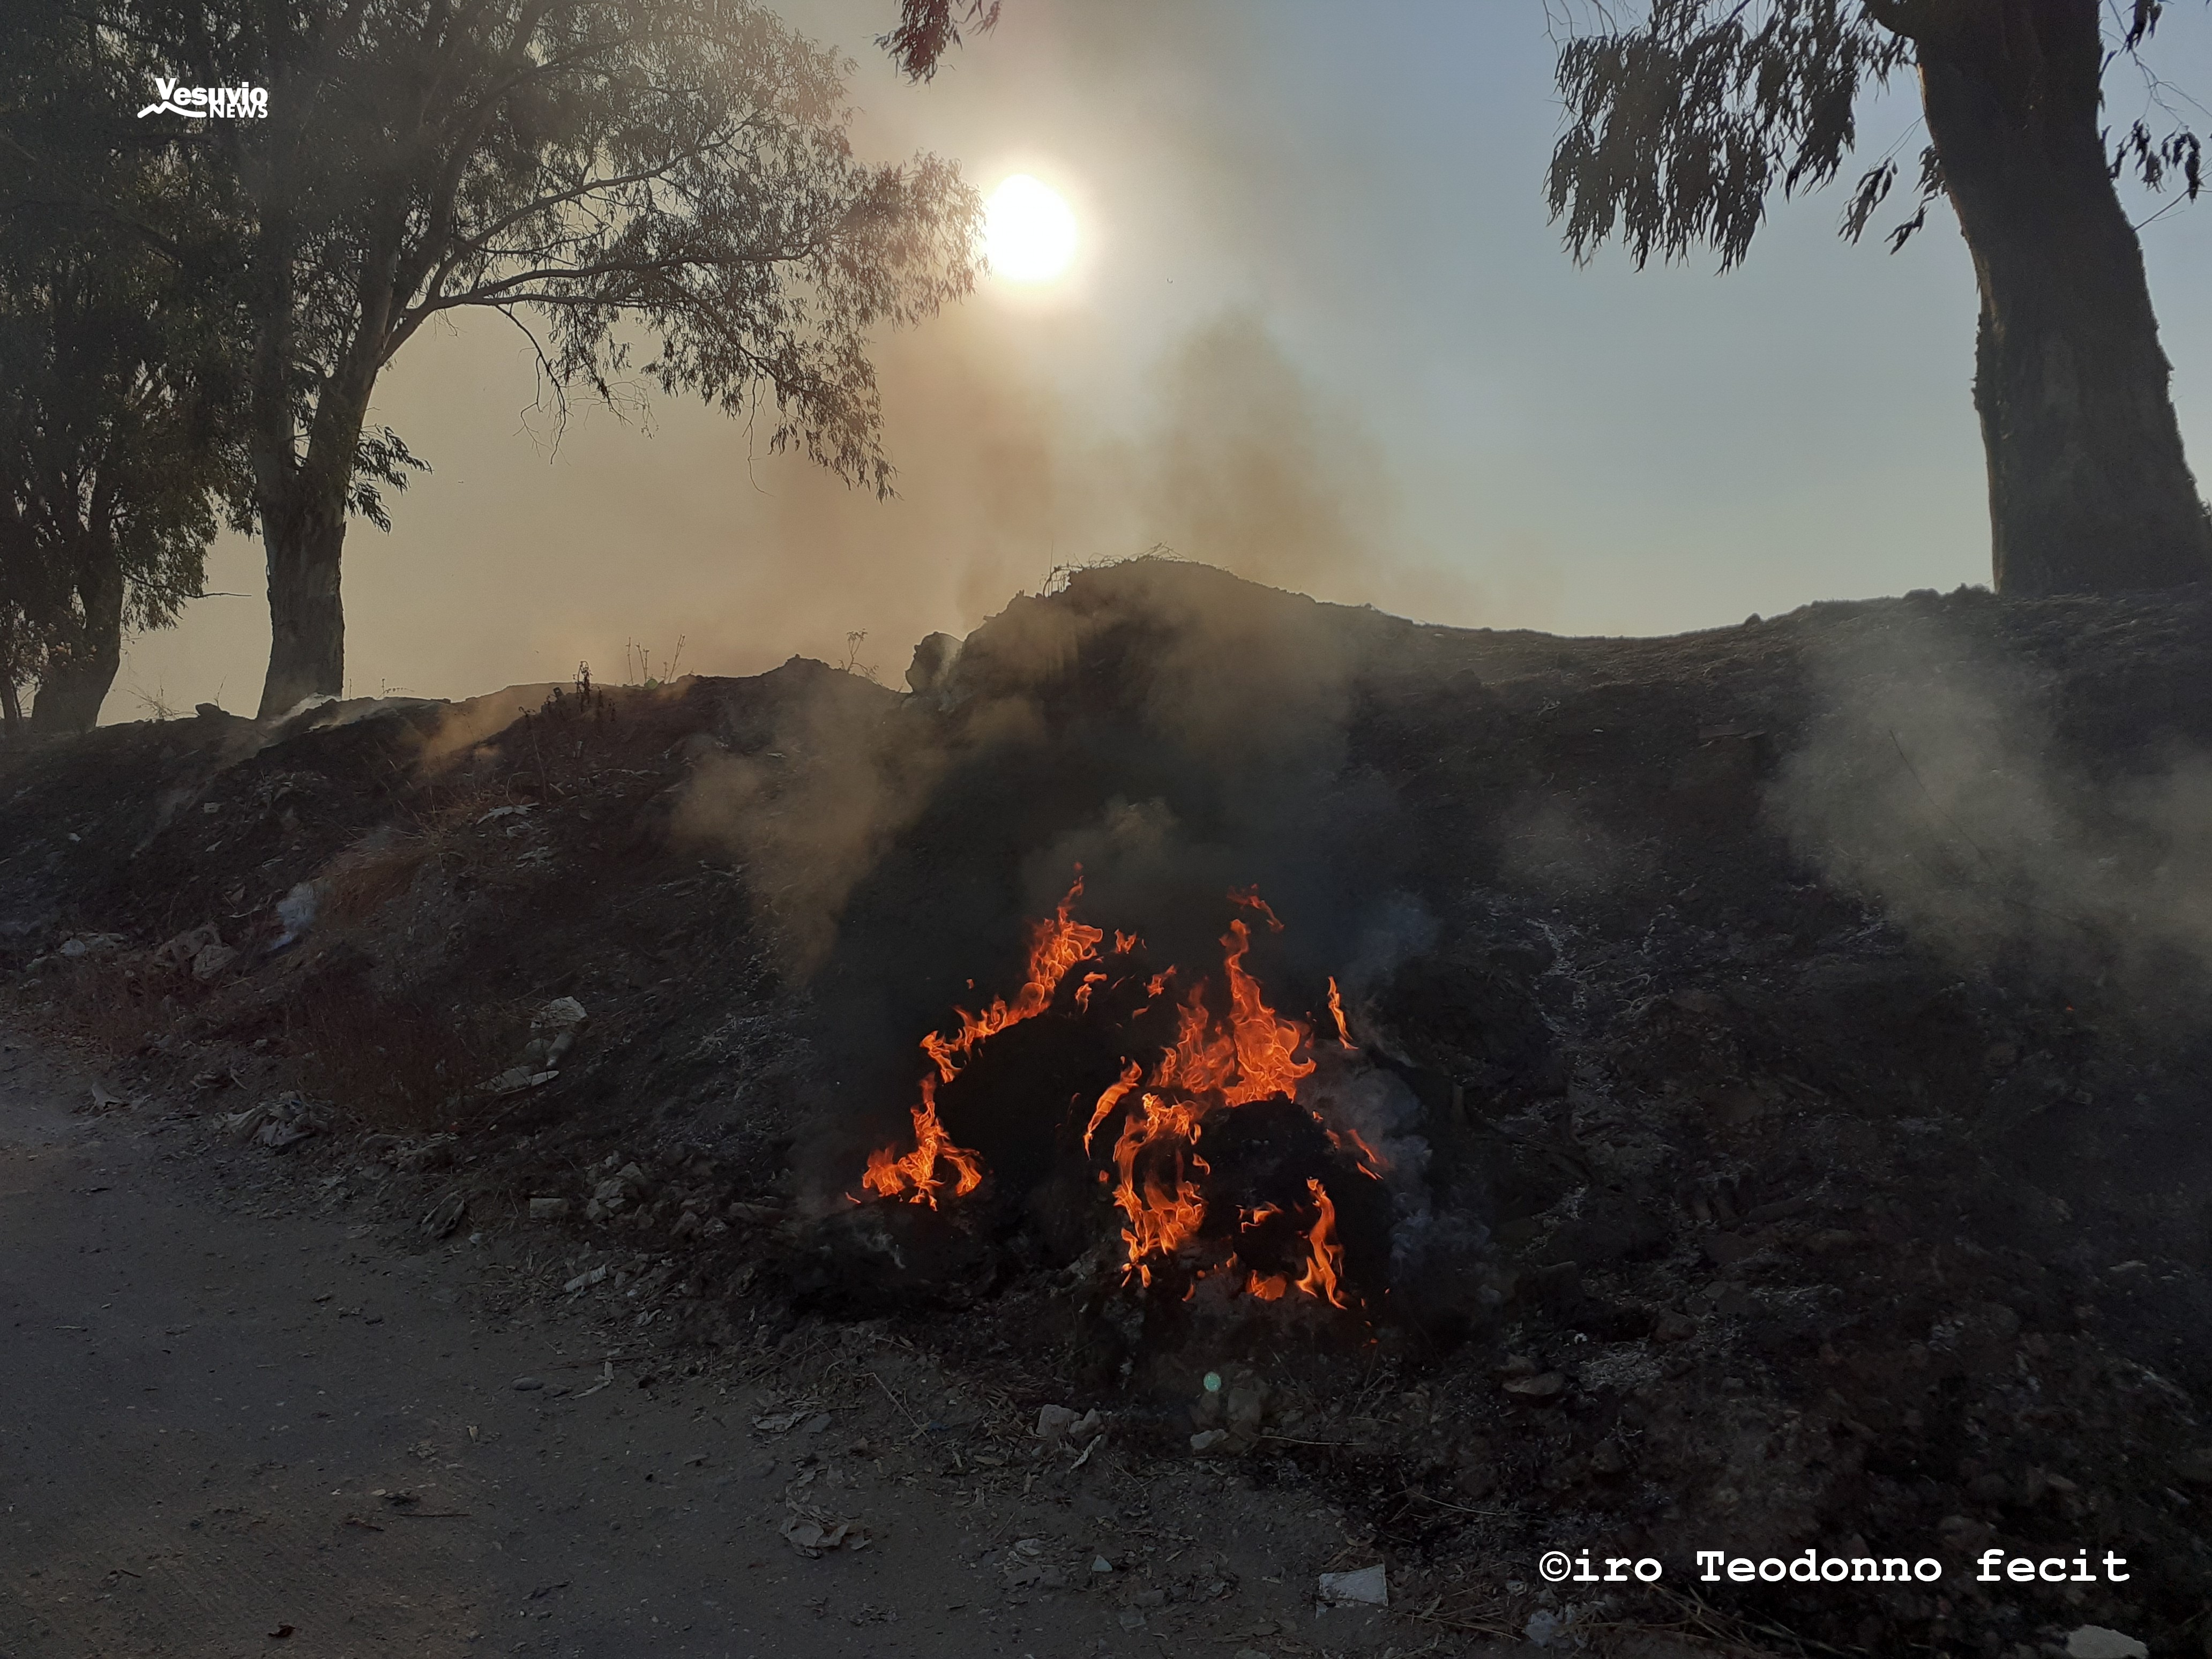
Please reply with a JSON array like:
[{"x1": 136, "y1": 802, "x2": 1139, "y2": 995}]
[
  {"x1": 1292, "y1": 1177, "x2": 1349, "y2": 1309},
  {"x1": 919, "y1": 873, "x2": 1104, "y2": 1081},
  {"x1": 861, "y1": 1078, "x2": 984, "y2": 1208},
  {"x1": 865, "y1": 871, "x2": 1101, "y2": 1205},
  {"x1": 1327, "y1": 976, "x2": 1356, "y2": 1049},
  {"x1": 858, "y1": 870, "x2": 1375, "y2": 1313}
]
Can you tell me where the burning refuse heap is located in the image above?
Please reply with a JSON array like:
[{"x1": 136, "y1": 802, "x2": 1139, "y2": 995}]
[{"x1": 858, "y1": 871, "x2": 1388, "y2": 1312}]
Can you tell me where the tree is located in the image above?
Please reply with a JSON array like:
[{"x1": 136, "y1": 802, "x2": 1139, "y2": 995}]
[
  {"x1": 81, "y1": 0, "x2": 982, "y2": 718},
  {"x1": 0, "y1": 2, "x2": 230, "y2": 734},
  {"x1": 1547, "y1": 0, "x2": 2212, "y2": 597},
  {"x1": 880, "y1": 0, "x2": 999, "y2": 79}
]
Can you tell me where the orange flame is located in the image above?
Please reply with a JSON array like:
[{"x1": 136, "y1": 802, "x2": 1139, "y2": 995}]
[
  {"x1": 861, "y1": 1077, "x2": 985, "y2": 1208},
  {"x1": 920, "y1": 873, "x2": 1104, "y2": 1082},
  {"x1": 1089, "y1": 912, "x2": 1325, "y2": 1287},
  {"x1": 1294, "y1": 1177, "x2": 1349, "y2": 1309},
  {"x1": 1230, "y1": 887, "x2": 1287, "y2": 932},
  {"x1": 1109, "y1": 1092, "x2": 1210, "y2": 1284},
  {"x1": 1327, "y1": 976, "x2": 1356, "y2": 1050},
  {"x1": 866, "y1": 871, "x2": 1102, "y2": 1205},
  {"x1": 1327, "y1": 1123, "x2": 1384, "y2": 1179},
  {"x1": 1084, "y1": 1058, "x2": 1145, "y2": 1155},
  {"x1": 862, "y1": 873, "x2": 1370, "y2": 1313}
]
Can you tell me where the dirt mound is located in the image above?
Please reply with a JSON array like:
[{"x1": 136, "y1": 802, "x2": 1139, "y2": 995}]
[{"x1": 9, "y1": 558, "x2": 2212, "y2": 1657}]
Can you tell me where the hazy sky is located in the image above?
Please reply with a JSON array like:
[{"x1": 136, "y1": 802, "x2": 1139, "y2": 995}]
[{"x1": 116, "y1": 0, "x2": 2212, "y2": 715}]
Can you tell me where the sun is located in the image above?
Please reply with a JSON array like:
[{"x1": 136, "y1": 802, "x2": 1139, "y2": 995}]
[{"x1": 985, "y1": 175, "x2": 1078, "y2": 283}]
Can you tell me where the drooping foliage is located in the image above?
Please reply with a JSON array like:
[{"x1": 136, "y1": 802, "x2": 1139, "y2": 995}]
[
  {"x1": 1545, "y1": 0, "x2": 2204, "y2": 267},
  {"x1": 0, "y1": 2, "x2": 236, "y2": 731},
  {"x1": 880, "y1": 0, "x2": 1001, "y2": 80}
]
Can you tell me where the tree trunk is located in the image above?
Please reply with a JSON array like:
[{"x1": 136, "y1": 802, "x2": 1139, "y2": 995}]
[
  {"x1": 1913, "y1": 0, "x2": 2212, "y2": 595},
  {"x1": 257, "y1": 501, "x2": 348, "y2": 719},
  {"x1": 28, "y1": 551, "x2": 123, "y2": 734}
]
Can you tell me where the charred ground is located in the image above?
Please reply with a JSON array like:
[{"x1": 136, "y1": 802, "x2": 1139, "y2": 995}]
[{"x1": 8, "y1": 559, "x2": 2212, "y2": 1657}]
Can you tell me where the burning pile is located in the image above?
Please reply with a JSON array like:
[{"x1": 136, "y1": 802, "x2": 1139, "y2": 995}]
[{"x1": 859, "y1": 872, "x2": 1385, "y2": 1313}]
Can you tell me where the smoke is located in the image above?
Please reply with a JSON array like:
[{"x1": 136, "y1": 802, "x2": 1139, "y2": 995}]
[
  {"x1": 1767, "y1": 608, "x2": 2212, "y2": 1010},
  {"x1": 669, "y1": 665, "x2": 948, "y2": 973}
]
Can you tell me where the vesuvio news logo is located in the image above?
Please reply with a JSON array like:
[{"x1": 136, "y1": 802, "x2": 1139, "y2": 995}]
[{"x1": 138, "y1": 76, "x2": 268, "y2": 119}]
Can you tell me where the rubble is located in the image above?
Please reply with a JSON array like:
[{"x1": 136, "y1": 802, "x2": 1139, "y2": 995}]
[
  {"x1": 2065, "y1": 1629, "x2": 2149, "y2": 1659},
  {"x1": 1317, "y1": 1565, "x2": 1388, "y2": 1607},
  {"x1": 11, "y1": 563, "x2": 2212, "y2": 1656}
]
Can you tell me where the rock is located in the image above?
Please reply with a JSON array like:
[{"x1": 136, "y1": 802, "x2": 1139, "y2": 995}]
[
  {"x1": 1225, "y1": 1379, "x2": 1269, "y2": 1437},
  {"x1": 271, "y1": 882, "x2": 319, "y2": 951},
  {"x1": 1091, "y1": 1556, "x2": 1114, "y2": 1575},
  {"x1": 512, "y1": 1376, "x2": 545, "y2": 1391},
  {"x1": 564, "y1": 1264, "x2": 610, "y2": 1293},
  {"x1": 1700, "y1": 1230, "x2": 1761, "y2": 1267},
  {"x1": 255, "y1": 1118, "x2": 316, "y2": 1151},
  {"x1": 2064, "y1": 1627, "x2": 2148, "y2": 1659},
  {"x1": 420, "y1": 1190, "x2": 468, "y2": 1238},
  {"x1": 191, "y1": 943, "x2": 240, "y2": 981},
  {"x1": 1525, "y1": 1607, "x2": 1573, "y2": 1648},
  {"x1": 1036, "y1": 1404, "x2": 1080, "y2": 1442},
  {"x1": 1127, "y1": 1588, "x2": 1167, "y2": 1610},
  {"x1": 395, "y1": 1136, "x2": 455, "y2": 1174},
  {"x1": 532, "y1": 996, "x2": 588, "y2": 1031},
  {"x1": 156, "y1": 924, "x2": 222, "y2": 970},
  {"x1": 1937, "y1": 1514, "x2": 1992, "y2": 1555},
  {"x1": 1502, "y1": 1370, "x2": 1566, "y2": 1402},
  {"x1": 1317, "y1": 1564, "x2": 1388, "y2": 1607},
  {"x1": 669, "y1": 1209, "x2": 701, "y2": 1240},
  {"x1": 528, "y1": 1197, "x2": 570, "y2": 1220},
  {"x1": 780, "y1": 1515, "x2": 866, "y2": 1557},
  {"x1": 1069, "y1": 1407, "x2": 1104, "y2": 1444},
  {"x1": 907, "y1": 632, "x2": 964, "y2": 696},
  {"x1": 1190, "y1": 1429, "x2": 1230, "y2": 1454},
  {"x1": 1653, "y1": 1311, "x2": 1698, "y2": 1342},
  {"x1": 530, "y1": 999, "x2": 588, "y2": 1065}
]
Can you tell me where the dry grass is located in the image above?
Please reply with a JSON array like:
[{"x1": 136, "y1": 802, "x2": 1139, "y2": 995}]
[
  {"x1": 320, "y1": 839, "x2": 438, "y2": 927},
  {"x1": 54, "y1": 958, "x2": 170, "y2": 1053},
  {"x1": 283, "y1": 984, "x2": 497, "y2": 1135}
]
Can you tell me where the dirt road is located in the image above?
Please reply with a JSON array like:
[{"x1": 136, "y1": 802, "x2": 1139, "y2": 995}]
[{"x1": 0, "y1": 1036, "x2": 1470, "y2": 1659}]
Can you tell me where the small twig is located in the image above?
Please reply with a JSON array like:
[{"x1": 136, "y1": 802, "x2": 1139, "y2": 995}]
[{"x1": 870, "y1": 1370, "x2": 924, "y2": 1431}]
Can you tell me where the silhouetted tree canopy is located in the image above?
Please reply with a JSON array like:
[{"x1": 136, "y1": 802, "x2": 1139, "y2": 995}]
[
  {"x1": 880, "y1": 0, "x2": 999, "y2": 80},
  {"x1": 0, "y1": 2, "x2": 235, "y2": 731},
  {"x1": 1544, "y1": 0, "x2": 2201, "y2": 268},
  {"x1": 11, "y1": 0, "x2": 985, "y2": 718}
]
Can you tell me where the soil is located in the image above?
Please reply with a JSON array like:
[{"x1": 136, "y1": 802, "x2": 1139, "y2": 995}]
[{"x1": 5, "y1": 558, "x2": 2212, "y2": 1659}]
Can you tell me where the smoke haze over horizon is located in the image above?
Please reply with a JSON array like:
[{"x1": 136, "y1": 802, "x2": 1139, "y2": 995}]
[{"x1": 111, "y1": 0, "x2": 2212, "y2": 718}]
